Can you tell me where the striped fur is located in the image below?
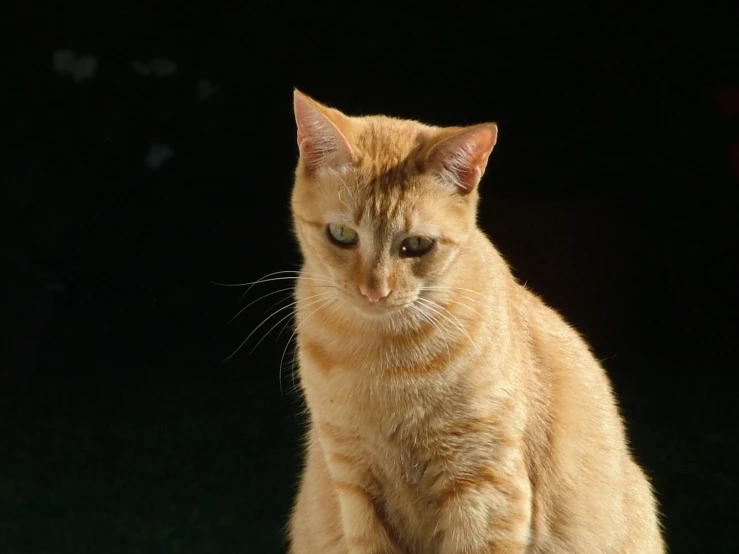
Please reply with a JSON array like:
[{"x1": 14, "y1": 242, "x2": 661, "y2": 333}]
[{"x1": 287, "y1": 91, "x2": 664, "y2": 554}]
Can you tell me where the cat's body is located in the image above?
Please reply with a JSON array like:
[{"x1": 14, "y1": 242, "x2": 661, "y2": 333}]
[{"x1": 287, "y1": 91, "x2": 664, "y2": 554}]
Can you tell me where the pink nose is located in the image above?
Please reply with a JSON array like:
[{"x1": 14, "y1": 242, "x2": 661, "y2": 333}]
[{"x1": 359, "y1": 285, "x2": 390, "y2": 304}]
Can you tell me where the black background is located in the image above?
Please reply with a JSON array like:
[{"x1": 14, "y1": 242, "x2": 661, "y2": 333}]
[{"x1": 2, "y1": 3, "x2": 738, "y2": 553}]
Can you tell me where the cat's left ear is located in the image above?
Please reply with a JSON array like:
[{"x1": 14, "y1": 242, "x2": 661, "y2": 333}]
[{"x1": 426, "y1": 124, "x2": 498, "y2": 194}]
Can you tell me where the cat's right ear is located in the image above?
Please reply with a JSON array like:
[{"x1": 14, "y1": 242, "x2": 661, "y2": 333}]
[{"x1": 293, "y1": 89, "x2": 354, "y2": 174}]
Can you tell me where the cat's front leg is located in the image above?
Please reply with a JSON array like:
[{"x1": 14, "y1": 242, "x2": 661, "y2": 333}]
[
  {"x1": 322, "y1": 448, "x2": 400, "y2": 553},
  {"x1": 436, "y1": 464, "x2": 532, "y2": 554},
  {"x1": 332, "y1": 478, "x2": 400, "y2": 554}
]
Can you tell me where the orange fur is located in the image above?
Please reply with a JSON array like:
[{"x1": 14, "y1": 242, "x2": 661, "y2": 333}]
[{"x1": 287, "y1": 90, "x2": 664, "y2": 553}]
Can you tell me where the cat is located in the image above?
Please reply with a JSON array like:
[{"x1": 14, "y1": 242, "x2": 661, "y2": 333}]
[{"x1": 286, "y1": 89, "x2": 664, "y2": 554}]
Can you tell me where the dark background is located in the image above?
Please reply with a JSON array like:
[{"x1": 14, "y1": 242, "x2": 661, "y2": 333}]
[{"x1": 2, "y1": 3, "x2": 738, "y2": 553}]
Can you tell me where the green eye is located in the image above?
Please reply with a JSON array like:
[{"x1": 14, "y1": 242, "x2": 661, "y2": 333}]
[
  {"x1": 327, "y1": 223, "x2": 359, "y2": 247},
  {"x1": 400, "y1": 236, "x2": 434, "y2": 258}
]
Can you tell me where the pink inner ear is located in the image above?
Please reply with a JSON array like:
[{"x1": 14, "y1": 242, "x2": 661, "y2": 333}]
[
  {"x1": 429, "y1": 124, "x2": 498, "y2": 194},
  {"x1": 296, "y1": 135, "x2": 320, "y2": 167},
  {"x1": 293, "y1": 91, "x2": 353, "y2": 173}
]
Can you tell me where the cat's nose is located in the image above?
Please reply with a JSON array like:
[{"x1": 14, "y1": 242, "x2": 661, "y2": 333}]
[{"x1": 359, "y1": 285, "x2": 391, "y2": 304}]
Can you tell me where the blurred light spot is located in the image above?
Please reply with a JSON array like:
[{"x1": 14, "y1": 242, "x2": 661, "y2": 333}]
[
  {"x1": 53, "y1": 49, "x2": 97, "y2": 82},
  {"x1": 146, "y1": 143, "x2": 175, "y2": 170},
  {"x1": 198, "y1": 79, "x2": 222, "y2": 101}
]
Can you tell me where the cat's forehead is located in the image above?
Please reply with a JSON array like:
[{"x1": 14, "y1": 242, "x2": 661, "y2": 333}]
[
  {"x1": 353, "y1": 117, "x2": 429, "y2": 180},
  {"x1": 353, "y1": 163, "x2": 429, "y2": 222},
  {"x1": 322, "y1": 173, "x2": 416, "y2": 230},
  {"x1": 334, "y1": 176, "x2": 446, "y2": 239},
  {"x1": 357, "y1": 189, "x2": 413, "y2": 232}
]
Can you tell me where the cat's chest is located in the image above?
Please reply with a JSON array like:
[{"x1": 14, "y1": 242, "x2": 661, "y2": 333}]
[
  {"x1": 307, "y1": 367, "x2": 450, "y2": 517},
  {"x1": 301, "y1": 352, "x2": 444, "y2": 443},
  {"x1": 302, "y1": 359, "x2": 501, "y2": 551}
]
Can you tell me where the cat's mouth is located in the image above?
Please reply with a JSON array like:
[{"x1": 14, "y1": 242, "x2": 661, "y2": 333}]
[
  {"x1": 352, "y1": 300, "x2": 398, "y2": 315},
  {"x1": 348, "y1": 295, "x2": 415, "y2": 317}
]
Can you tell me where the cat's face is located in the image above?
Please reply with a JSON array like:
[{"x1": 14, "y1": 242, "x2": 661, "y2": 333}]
[
  {"x1": 293, "y1": 170, "x2": 474, "y2": 316},
  {"x1": 291, "y1": 91, "x2": 497, "y2": 321}
]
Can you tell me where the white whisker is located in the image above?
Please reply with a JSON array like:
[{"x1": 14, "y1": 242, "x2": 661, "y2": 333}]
[
  {"x1": 421, "y1": 285, "x2": 486, "y2": 300},
  {"x1": 412, "y1": 302, "x2": 451, "y2": 360},
  {"x1": 443, "y1": 298, "x2": 478, "y2": 314},
  {"x1": 417, "y1": 297, "x2": 478, "y2": 353},
  {"x1": 248, "y1": 292, "x2": 335, "y2": 355},
  {"x1": 228, "y1": 286, "x2": 295, "y2": 324},
  {"x1": 210, "y1": 270, "x2": 302, "y2": 287},
  {"x1": 211, "y1": 271, "x2": 333, "y2": 301},
  {"x1": 237, "y1": 275, "x2": 333, "y2": 301},
  {"x1": 224, "y1": 291, "x2": 334, "y2": 362},
  {"x1": 279, "y1": 296, "x2": 339, "y2": 394}
]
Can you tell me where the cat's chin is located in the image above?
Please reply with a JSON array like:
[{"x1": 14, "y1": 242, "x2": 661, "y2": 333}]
[
  {"x1": 349, "y1": 298, "x2": 410, "y2": 318},
  {"x1": 351, "y1": 302, "x2": 396, "y2": 317}
]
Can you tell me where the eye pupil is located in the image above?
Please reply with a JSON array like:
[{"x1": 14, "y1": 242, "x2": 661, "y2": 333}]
[
  {"x1": 327, "y1": 223, "x2": 358, "y2": 247},
  {"x1": 400, "y1": 236, "x2": 434, "y2": 258}
]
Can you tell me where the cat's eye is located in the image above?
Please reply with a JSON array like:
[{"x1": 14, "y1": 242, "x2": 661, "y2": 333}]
[
  {"x1": 400, "y1": 236, "x2": 434, "y2": 258},
  {"x1": 327, "y1": 223, "x2": 359, "y2": 247}
]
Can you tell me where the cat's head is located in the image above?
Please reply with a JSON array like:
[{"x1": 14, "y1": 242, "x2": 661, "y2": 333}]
[{"x1": 291, "y1": 90, "x2": 497, "y2": 320}]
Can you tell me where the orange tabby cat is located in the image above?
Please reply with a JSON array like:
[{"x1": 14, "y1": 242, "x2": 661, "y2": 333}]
[{"x1": 287, "y1": 90, "x2": 664, "y2": 554}]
